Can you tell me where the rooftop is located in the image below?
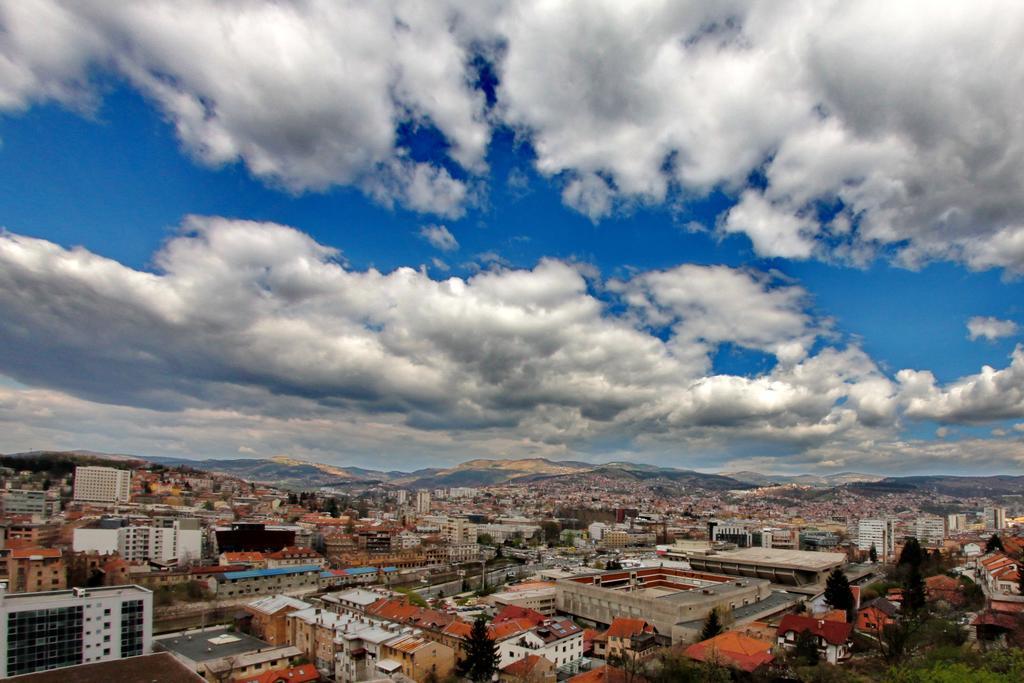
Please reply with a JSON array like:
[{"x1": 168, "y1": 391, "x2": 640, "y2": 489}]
[
  {"x1": 712, "y1": 548, "x2": 847, "y2": 571},
  {"x1": 155, "y1": 626, "x2": 274, "y2": 664},
  {"x1": 221, "y1": 565, "x2": 322, "y2": 581},
  {"x1": 246, "y1": 594, "x2": 312, "y2": 615},
  {"x1": 6, "y1": 653, "x2": 202, "y2": 683},
  {"x1": 0, "y1": 584, "x2": 151, "y2": 605}
]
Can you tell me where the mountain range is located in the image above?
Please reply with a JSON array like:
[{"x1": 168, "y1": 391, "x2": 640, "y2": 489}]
[{"x1": 3, "y1": 450, "x2": 1023, "y2": 497}]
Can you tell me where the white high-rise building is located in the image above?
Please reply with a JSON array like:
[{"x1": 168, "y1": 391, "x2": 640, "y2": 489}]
[
  {"x1": 414, "y1": 490, "x2": 431, "y2": 515},
  {"x1": 73, "y1": 466, "x2": 132, "y2": 503},
  {"x1": 395, "y1": 490, "x2": 408, "y2": 505},
  {"x1": 946, "y1": 513, "x2": 967, "y2": 532},
  {"x1": 858, "y1": 518, "x2": 896, "y2": 560},
  {"x1": 914, "y1": 516, "x2": 946, "y2": 546},
  {"x1": 0, "y1": 584, "x2": 152, "y2": 677},
  {"x1": 73, "y1": 520, "x2": 202, "y2": 564},
  {"x1": 984, "y1": 507, "x2": 1007, "y2": 530}
]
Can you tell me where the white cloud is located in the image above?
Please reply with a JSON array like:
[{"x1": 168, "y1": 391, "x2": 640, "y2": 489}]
[
  {"x1": 967, "y1": 316, "x2": 1019, "y2": 341},
  {"x1": 4, "y1": 2, "x2": 1024, "y2": 268},
  {"x1": 899, "y1": 345, "x2": 1024, "y2": 423},
  {"x1": 0, "y1": 0, "x2": 491, "y2": 215},
  {"x1": 0, "y1": 219, "x2": 905, "y2": 464},
  {"x1": 419, "y1": 224, "x2": 459, "y2": 252}
]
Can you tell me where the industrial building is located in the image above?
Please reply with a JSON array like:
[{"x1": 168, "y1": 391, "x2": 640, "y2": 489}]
[
  {"x1": 555, "y1": 566, "x2": 772, "y2": 641},
  {"x1": 661, "y1": 545, "x2": 847, "y2": 591}
]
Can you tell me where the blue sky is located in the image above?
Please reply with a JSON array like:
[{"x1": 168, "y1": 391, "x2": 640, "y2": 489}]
[{"x1": 1, "y1": 2, "x2": 1023, "y2": 474}]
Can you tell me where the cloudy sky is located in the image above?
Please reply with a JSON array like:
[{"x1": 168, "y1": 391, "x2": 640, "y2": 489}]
[{"x1": 2, "y1": 0, "x2": 1024, "y2": 475}]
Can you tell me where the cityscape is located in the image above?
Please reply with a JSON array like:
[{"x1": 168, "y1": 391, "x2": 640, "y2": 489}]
[{"x1": 2, "y1": 2, "x2": 1024, "y2": 682}]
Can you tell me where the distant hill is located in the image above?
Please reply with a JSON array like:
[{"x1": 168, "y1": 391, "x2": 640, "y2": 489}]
[
  {"x1": 847, "y1": 475, "x2": 1024, "y2": 498},
  {"x1": 5, "y1": 450, "x2": 1022, "y2": 495},
  {"x1": 723, "y1": 470, "x2": 887, "y2": 488},
  {"x1": 391, "y1": 457, "x2": 593, "y2": 488}
]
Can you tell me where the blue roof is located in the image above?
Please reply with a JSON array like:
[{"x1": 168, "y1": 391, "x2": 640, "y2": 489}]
[
  {"x1": 222, "y1": 564, "x2": 322, "y2": 581},
  {"x1": 344, "y1": 566, "x2": 378, "y2": 576}
]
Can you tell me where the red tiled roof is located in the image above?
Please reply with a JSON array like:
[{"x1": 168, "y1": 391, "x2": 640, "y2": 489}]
[
  {"x1": 241, "y1": 664, "x2": 319, "y2": 683},
  {"x1": 493, "y1": 604, "x2": 546, "y2": 626},
  {"x1": 683, "y1": 631, "x2": 775, "y2": 672},
  {"x1": 606, "y1": 617, "x2": 653, "y2": 639},
  {"x1": 568, "y1": 665, "x2": 645, "y2": 683},
  {"x1": 502, "y1": 654, "x2": 547, "y2": 677},
  {"x1": 777, "y1": 614, "x2": 853, "y2": 646}
]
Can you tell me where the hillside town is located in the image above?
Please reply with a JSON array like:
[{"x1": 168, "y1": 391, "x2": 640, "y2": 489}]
[{"x1": 1, "y1": 452, "x2": 1023, "y2": 682}]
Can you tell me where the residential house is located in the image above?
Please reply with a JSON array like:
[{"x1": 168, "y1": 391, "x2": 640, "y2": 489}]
[
  {"x1": 500, "y1": 654, "x2": 557, "y2": 683},
  {"x1": 855, "y1": 598, "x2": 900, "y2": 634},
  {"x1": 377, "y1": 634, "x2": 456, "y2": 683},
  {"x1": 776, "y1": 614, "x2": 853, "y2": 664},
  {"x1": 246, "y1": 594, "x2": 312, "y2": 645},
  {"x1": 604, "y1": 618, "x2": 658, "y2": 662}
]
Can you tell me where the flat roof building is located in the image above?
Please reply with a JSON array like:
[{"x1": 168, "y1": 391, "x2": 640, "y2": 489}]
[
  {"x1": 663, "y1": 545, "x2": 846, "y2": 591},
  {"x1": 555, "y1": 566, "x2": 772, "y2": 642}
]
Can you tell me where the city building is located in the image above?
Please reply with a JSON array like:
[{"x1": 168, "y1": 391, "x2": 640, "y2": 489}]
[
  {"x1": 1, "y1": 489, "x2": 60, "y2": 518},
  {"x1": 947, "y1": 513, "x2": 968, "y2": 532},
  {"x1": 914, "y1": 516, "x2": 946, "y2": 547},
  {"x1": 73, "y1": 519, "x2": 202, "y2": 564},
  {"x1": 555, "y1": 566, "x2": 771, "y2": 641},
  {"x1": 0, "y1": 584, "x2": 152, "y2": 677},
  {"x1": 155, "y1": 626, "x2": 301, "y2": 682},
  {"x1": 245, "y1": 594, "x2": 312, "y2": 645},
  {"x1": 377, "y1": 633, "x2": 456, "y2": 682},
  {"x1": 491, "y1": 581, "x2": 558, "y2": 615},
  {"x1": 4, "y1": 548, "x2": 66, "y2": 593},
  {"x1": 206, "y1": 565, "x2": 322, "y2": 598},
  {"x1": 857, "y1": 518, "x2": 896, "y2": 561},
  {"x1": 415, "y1": 490, "x2": 432, "y2": 515},
  {"x1": 662, "y1": 545, "x2": 847, "y2": 590},
  {"x1": 72, "y1": 466, "x2": 132, "y2": 504},
  {"x1": 984, "y1": 507, "x2": 1007, "y2": 530}
]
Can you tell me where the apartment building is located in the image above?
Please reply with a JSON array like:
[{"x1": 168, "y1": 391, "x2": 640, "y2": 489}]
[
  {"x1": 378, "y1": 634, "x2": 456, "y2": 683},
  {"x1": 415, "y1": 490, "x2": 432, "y2": 515},
  {"x1": 0, "y1": 583, "x2": 152, "y2": 677},
  {"x1": 857, "y1": 518, "x2": 896, "y2": 561},
  {"x1": 73, "y1": 519, "x2": 202, "y2": 564},
  {"x1": 1, "y1": 489, "x2": 60, "y2": 518},
  {"x1": 914, "y1": 516, "x2": 946, "y2": 547},
  {"x1": 72, "y1": 466, "x2": 132, "y2": 504},
  {"x1": 947, "y1": 513, "x2": 968, "y2": 533},
  {"x1": 440, "y1": 516, "x2": 478, "y2": 544},
  {"x1": 984, "y1": 507, "x2": 1007, "y2": 530},
  {"x1": 4, "y1": 548, "x2": 66, "y2": 593}
]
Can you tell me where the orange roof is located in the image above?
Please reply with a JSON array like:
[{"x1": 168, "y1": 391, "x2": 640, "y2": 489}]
[
  {"x1": 265, "y1": 546, "x2": 320, "y2": 560},
  {"x1": 488, "y1": 618, "x2": 535, "y2": 641},
  {"x1": 386, "y1": 634, "x2": 429, "y2": 653},
  {"x1": 606, "y1": 617, "x2": 653, "y2": 639},
  {"x1": 568, "y1": 665, "x2": 644, "y2": 683},
  {"x1": 502, "y1": 654, "x2": 548, "y2": 677},
  {"x1": 683, "y1": 631, "x2": 775, "y2": 673},
  {"x1": 223, "y1": 551, "x2": 265, "y2": 562},
  {"x1": 242, "y1": 663, "x2": 319, "y2": 683},
  {"x1": 492, "y1": 604, "x2": 546, "y2": 626},
  {"x1": 9, "y1": 548, "x2": 61, "y2": 559},
  {"x1": 442, "y1": 621, "x2": 473, "y2": 639}
]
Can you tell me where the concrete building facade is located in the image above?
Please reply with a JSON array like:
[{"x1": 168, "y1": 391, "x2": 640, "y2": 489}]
[
  {"x1": 72, "y1": 466, "x2": 132, "y2": 504},
  {"x1": 0, "y1": 584, "x2": 152, "y2": 677}
]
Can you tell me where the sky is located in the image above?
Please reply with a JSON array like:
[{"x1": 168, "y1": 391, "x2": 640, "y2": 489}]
[{"x1": 1, "y1": 1, "x2": 1024, "y2": 475}]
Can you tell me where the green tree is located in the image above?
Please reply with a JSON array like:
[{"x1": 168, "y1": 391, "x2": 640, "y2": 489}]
[
  {"x1": 540, "y1": 520, "x2": 561, "y2": 545},
  {"x1": 325, "y1": 497, "x2": 340, "y2": 518},
  {"x1": 700, "y1": 607, "x2": 723, "y2": 641},
  {"x1": 202, "y1": 500, "x2": 215, "y2": 511},
  {"x1": 476, "y1": 532, "x2": 494, "y2": 546},
  {"x1": 870, "y1": 543, "x2": 878, "y2": 563},
  {"x1": 824, "y1": 567, "x2": 854, "y2": 615},
  {"x1": 903, "y1": 567, "x2": 927, "y2": 613},
  {"x1": 985, "y1": 534, "x2": 1004, "y2": 553},
  {"x1": 456, "y1": 617, "x2": 500, "y2": 682},
  {"x1": 898, "y1": 537, "x2": 925, "y2": 570},
  {"x1": 793, "y1": 628, "x2": 819, "y2": 666}
]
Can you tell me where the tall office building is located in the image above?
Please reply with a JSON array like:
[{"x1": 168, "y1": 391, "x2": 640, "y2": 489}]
[
  {"x1": 415, "y1": 490, "x2": 432, "y2": 515},
  {"x1": 73, "y1": 519, "x2": 202, "y2": 564},
  {"x1": 914, "y1": 516, "x2": 946, "y2": 546},
  {"x1": 0, "y1": 584, "x2": 152, "y2": 677},
  {"x1": 73, "y1": 466, "x2": 132, "y2": 504},
  {"x1": 857, "y1": 518, "x2": 896, "y2": 560},
  {"x1": 946, "y1": 513, "x2": 968, "y2": 532},
  {"x1": 984, "y1": 507, "x2": 1007, "y2": 530}
]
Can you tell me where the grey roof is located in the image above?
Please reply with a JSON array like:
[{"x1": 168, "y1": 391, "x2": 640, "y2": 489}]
[{"x1": 155, "y1": 627, "x2": 272, "y2": 664}]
